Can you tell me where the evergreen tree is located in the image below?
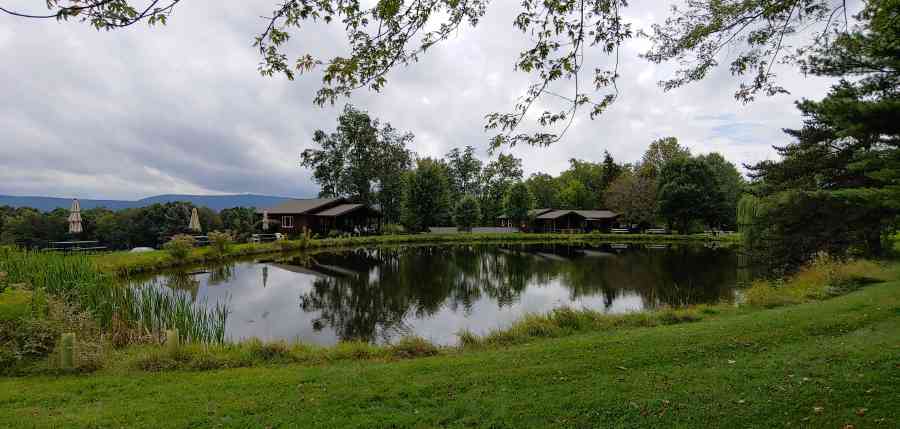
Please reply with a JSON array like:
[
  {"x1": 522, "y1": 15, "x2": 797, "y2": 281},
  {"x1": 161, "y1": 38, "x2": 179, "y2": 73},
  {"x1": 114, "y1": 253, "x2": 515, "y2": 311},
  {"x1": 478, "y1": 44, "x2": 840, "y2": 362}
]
[{"x1": 747, "y1": 0, "x2": 900, "y2": 267}]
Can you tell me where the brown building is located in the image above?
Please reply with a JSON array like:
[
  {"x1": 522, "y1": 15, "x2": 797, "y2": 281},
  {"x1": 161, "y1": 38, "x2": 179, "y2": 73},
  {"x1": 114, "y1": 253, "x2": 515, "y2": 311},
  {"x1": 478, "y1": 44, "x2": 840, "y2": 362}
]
[
  {"x1": 257, "y1": 198, "x2": 381, "y2": 235},
  {"x1": 532, "y1": 209, "x2": 618, "y2": 233}
]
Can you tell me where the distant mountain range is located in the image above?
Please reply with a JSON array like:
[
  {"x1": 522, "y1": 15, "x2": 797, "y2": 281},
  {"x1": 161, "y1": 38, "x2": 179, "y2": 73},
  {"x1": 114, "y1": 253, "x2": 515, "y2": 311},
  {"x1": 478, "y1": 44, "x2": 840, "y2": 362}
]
[{"x1": 0, "y1": 194, "x2": 298, "y2": 212}]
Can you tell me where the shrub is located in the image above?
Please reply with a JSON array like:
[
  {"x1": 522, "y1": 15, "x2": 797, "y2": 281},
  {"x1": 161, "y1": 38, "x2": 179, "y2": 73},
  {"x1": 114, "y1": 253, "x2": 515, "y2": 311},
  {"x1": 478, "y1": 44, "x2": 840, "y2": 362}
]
[
  {"x1": 163, "y1": 235, "x2": 195, "y2": 262},
  {"x1": 278, "y1": 238, "x2": 294, "y2": 252},
  {"x1": 244, "y1": 338, "x2": 291, "y2": 361},
  {"x1": 382, "y1": 223, "x2": 405, "y2": 235},
  {"x1": 208, "y1": 231, "x2": 234, "y2": 258},
  {"x1": 11, "y1": 318, "x2": 62, "y2": 359},
  {"x1": 390, "y1": 336, "x2": 439, "y2": 359},
  {"x1": 327, "y1": 229, "x2": 343, "y2": 239},
  {"x1": 550, "y1": 307, "x2": 590, "y2": 330},
  {"x1": 456, "y1": 329, "x2": 480, "y2": 348}
]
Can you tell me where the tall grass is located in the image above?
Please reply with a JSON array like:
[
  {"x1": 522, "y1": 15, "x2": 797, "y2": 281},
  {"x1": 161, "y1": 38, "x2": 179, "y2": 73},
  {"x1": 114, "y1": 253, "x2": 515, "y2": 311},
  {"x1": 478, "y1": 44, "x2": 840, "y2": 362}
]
[
  {"x1": 743, "y1": 255, "x2": 889, "y2": 308},
  {"x1": 0, "y1": 247, "x2": 229, "y2": 344}
]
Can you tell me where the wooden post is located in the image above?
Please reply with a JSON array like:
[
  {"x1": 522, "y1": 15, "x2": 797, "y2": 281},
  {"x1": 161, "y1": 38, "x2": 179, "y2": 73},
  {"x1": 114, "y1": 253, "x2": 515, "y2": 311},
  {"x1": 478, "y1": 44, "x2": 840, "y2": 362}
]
[
  {"x1": 165, "y1": 329, "x2": 180, "y2": 356},
  {"x1": 60, "y1": 333, "x2": 75, "y2": 370}
]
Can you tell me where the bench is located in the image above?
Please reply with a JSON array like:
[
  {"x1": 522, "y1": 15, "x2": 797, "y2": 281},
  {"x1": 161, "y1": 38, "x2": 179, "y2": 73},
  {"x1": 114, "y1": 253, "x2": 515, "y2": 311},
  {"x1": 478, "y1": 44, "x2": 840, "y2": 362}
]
[
  {"x1": 250, "y1": 233, "x2": 280, "y2": 243},
  {"x1": 611, "y1": 228, "x2": 630, "y2": 234},
  {"x1": 645, "y1": 228, "x2": 668, "y2": 234}
]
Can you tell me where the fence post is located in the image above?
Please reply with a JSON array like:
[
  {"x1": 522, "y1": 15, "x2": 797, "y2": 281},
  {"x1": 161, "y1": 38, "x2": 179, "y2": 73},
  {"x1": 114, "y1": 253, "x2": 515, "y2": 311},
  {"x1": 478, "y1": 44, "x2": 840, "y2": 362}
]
[
  {"x1": 60, "y1": 333, "x2": 75, "y2": 370},
  {"x1": 165, "y1": 329, "x2": 180, "y2": 356}
]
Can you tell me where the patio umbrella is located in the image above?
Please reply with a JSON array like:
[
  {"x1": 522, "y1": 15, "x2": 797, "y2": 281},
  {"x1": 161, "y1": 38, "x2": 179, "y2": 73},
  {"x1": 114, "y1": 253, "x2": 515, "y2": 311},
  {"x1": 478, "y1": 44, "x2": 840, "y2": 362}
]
[
  {"x1": 262, "y1": 210, "x2": 269, "y2": 231},
  {"x1": 67, "y1": 199, "x2": 83, "y2": 234},
  {"x1": 189, "y1": 207, "x2": 201, "y2": 233}
]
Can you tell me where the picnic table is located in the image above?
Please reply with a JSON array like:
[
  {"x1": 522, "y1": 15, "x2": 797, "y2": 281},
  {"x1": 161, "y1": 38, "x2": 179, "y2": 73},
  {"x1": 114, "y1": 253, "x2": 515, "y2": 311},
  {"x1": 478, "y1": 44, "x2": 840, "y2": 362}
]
[{"x1": 45, "y1": 240, "x2": 107, "y2": 252}]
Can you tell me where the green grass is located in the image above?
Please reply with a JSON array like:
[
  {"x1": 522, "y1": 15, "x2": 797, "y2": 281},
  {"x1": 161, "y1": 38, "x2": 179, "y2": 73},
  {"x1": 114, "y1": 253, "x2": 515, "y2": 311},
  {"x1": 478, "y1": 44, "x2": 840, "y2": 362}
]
[
  {"x1": 0, "y1": 277, "x2": 897, "y2": 427},
  {"x1": 93, "y1": 231, "x2": 738, "y2": 275},
  {"x1": 0, "y1": 289, "x2": 33, "y2": 323}
]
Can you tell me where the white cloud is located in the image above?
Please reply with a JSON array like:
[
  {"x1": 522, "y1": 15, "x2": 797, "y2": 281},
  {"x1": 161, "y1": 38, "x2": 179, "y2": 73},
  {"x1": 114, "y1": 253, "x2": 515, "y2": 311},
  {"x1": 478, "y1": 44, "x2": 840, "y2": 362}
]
[{"x1": 0, "y1": 1, "x2": 844, "y2": 199}]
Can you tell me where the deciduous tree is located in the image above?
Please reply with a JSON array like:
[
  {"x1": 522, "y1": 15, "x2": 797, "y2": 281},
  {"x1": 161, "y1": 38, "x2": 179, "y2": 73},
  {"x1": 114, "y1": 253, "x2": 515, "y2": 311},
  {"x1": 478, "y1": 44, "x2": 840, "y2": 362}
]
[
  {"x1": 402, "y1": 158, "x2": 452, "y2": 232},
  {"x1": 604, "y1": 171, "x2": 657, "y2": 228},
  {"x1": 658, "y1": 157, "x2": 722, "y2": 233},
  {"x1": 453, "y1": 195, "x2": 481, "y2": 232},
  {"x1": 503, "y1": 182, "x2": 534, "y2": 227}
]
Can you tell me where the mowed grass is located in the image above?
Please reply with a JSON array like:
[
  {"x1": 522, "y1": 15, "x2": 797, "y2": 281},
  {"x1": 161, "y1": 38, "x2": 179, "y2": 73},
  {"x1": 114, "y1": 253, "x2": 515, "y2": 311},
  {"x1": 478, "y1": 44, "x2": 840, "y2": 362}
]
[{"x1": 1, "y1": 280, "x2": 897, "y2": 428}]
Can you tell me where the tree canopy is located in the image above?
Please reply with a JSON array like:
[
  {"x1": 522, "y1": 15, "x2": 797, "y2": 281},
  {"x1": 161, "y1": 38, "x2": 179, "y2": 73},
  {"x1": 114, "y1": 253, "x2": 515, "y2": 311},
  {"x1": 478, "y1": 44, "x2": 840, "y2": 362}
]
[
  {"x1": 301, "y1": 104, "x2": 413, "y2": 223},
  {"x1": 503, "y1": 182, "x2": 534, "y2": 227},
  {"x1": 745, "y1": 0, "x2": 899, "y2": 268},
  {"x1": 657, "y1": 157, "x2": 722, "y2": 233},
  {"x1": 401, "y1": 158, "x2": 452, "y2": 232}
]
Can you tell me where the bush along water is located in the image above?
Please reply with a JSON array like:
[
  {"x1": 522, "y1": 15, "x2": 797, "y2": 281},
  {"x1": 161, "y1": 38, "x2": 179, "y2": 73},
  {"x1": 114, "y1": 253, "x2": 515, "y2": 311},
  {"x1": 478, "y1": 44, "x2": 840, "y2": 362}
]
[
  {"x1": 0, "y1": 247, "x2": 229, "y2": 372},
  {"x1": 208, "y1": 231, "x2": 234, "y2": 259},
  {"x1": 742, "y1": 254, "x2": 889, "y2": 308}
]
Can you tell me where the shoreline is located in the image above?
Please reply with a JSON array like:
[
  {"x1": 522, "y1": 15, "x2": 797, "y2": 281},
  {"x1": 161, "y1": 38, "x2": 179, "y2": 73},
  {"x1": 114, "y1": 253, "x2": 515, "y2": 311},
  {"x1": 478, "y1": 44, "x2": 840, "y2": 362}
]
[{"x1": 93, "y1": 231, "x2": 741, "y2": 276}]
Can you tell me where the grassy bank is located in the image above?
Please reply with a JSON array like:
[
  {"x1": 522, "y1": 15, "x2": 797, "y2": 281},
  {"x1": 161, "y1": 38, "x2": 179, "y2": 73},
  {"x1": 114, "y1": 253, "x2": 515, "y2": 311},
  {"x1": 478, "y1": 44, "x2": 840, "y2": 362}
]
[
  {"x1": 93, "y1": 231, "x2": 738, "y2": 276},
  {"x1": 1, "y1": 273, "x2": 897, "y2": 427}
]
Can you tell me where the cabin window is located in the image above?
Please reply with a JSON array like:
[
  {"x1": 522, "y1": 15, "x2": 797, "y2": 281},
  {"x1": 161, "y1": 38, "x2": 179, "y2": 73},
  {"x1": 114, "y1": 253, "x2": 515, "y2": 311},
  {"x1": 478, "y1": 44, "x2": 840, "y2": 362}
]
[{"x1": 282, "y1": 216, "x2": 294, "y2": 228}]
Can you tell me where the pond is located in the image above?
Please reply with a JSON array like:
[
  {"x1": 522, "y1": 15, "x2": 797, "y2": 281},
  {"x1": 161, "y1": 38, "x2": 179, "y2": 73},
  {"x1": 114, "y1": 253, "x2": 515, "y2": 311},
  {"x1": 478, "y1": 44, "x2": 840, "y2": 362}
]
[{"x1": 128, "y1": 242, "x2": 753, "y2": 346}]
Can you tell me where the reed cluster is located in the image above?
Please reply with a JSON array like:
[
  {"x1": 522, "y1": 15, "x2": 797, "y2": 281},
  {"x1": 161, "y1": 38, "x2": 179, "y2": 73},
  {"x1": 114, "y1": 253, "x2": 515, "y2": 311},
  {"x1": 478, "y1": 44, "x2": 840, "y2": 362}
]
[{"x1": 0, "y1": 246, "x2": 230, "y2": 370}]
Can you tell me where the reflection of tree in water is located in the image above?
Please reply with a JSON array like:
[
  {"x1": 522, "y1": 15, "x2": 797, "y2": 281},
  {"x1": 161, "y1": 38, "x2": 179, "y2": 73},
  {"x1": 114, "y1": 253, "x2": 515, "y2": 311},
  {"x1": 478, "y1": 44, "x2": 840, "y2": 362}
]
[
  {"x1": 163, "y1": 270, "x2": 201, "y2": 300},
  {"x1": 293, "y1": 243, "x2": 739, "y2": 342},
  {"x1": 553, "y1": 244, "x2": 737, "y2": 309},
  {"x1": 208, "y1": 263, "x2": 235, "y2": 286}
]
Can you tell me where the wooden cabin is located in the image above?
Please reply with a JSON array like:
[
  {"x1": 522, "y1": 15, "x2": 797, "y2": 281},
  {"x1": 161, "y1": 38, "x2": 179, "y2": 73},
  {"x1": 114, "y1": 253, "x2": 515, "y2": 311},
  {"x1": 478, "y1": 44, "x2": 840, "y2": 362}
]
[
  {"x1": 531, "y1": 209, "x2": 618, "y2": 233},
  {"x1": 257, "y1": 198, "x2": 381, "y2": 236}
]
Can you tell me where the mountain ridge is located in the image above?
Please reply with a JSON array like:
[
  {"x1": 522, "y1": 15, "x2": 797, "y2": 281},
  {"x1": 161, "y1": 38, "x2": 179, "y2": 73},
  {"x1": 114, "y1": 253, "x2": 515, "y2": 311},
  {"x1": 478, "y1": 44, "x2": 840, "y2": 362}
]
[{"x1": 0, "y1": 193, "x2": 300, "y2": 212}]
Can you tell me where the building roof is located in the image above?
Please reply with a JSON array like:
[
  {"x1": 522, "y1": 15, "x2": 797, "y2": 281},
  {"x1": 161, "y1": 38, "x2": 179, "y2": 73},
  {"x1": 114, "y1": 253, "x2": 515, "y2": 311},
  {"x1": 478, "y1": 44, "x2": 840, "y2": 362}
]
[
  {"x1": 530, "y1": 208, "x2": 554, "y2": 217},
  {"x1": 535, "y1": 210, "x2": 580, "y2": 220},
  {"x1": 314, "y1": 203, "x2": 372, "y2": 217},
  {"x1": 256, "y1": 198, "x2": 342, "y2": 215},
  {"x1": 534, "y1": 209, "x2": 618, "y2": 220},
  {"x1": 574, "y1": 210, "x2": 618, "y2": 220},
  {"x1": 498, "y1": 208, "x2": 555, "y2": 219}
]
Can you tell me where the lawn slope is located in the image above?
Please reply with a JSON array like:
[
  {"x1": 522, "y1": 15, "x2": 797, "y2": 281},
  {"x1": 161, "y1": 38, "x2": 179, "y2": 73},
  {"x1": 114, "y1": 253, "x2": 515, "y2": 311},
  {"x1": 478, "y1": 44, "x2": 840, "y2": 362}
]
[{"x1": 1, "y1": 281, "x2": 897, "y2": 428}]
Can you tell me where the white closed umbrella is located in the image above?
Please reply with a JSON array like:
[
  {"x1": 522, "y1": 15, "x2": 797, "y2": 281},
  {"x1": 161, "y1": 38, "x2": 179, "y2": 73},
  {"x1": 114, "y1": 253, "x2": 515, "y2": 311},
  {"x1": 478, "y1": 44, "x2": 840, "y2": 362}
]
[
  {"x1": 68, "y1": 199, "x2": 83, "y2": 234},
  {"x1": 262, "y1": 210, "x2": 270, "y2": 231},
  {"x1": 189, "y1": 207, "x2": 201, "y2": 232}
]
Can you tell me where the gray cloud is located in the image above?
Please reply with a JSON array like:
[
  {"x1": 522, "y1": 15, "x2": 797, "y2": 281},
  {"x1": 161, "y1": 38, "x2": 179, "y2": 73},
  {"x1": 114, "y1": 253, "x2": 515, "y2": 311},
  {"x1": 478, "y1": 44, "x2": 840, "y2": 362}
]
[{"x1": 0, "y1": 1, "x2": 841, "y2": 200}]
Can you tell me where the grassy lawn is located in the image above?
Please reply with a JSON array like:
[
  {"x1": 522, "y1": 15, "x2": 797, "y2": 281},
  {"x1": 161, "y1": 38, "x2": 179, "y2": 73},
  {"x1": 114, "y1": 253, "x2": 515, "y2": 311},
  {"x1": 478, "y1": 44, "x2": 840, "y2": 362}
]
[{"x1": 1, "y1": 278, "x2": 897, "y2": 428}]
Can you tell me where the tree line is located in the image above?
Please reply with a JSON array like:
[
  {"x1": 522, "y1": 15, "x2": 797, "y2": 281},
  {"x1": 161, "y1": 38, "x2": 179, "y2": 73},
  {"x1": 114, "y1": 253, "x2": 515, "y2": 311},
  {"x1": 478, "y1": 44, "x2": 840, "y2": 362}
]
[
  {"x1": 301, "y1": 104, "x2": 747, "y2": 233},
  {"x1": 0, "y1": 204, "x2": 258, "y2": 250}
]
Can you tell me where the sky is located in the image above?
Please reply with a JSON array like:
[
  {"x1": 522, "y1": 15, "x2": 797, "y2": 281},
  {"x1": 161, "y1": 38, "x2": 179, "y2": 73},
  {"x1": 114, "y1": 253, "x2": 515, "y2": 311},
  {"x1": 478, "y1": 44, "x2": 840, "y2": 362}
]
[{"x1": 0, "y1": 1, "x2": 842, "y2": 200}]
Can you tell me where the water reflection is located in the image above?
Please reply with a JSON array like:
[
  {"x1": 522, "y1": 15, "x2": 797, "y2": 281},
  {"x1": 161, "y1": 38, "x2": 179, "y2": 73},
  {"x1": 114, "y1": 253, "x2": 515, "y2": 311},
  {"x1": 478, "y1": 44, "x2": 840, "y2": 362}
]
[{"x1": 135, "y1": 243, "x2": 741, "y2": 345}]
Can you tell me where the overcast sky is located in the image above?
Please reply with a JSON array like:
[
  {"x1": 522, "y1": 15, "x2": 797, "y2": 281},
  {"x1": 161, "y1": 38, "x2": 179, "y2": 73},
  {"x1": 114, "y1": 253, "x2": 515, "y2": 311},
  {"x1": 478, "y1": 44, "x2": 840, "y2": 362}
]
[{"x1": 0, "y1": 1, "x2": 842, "y2": 200}]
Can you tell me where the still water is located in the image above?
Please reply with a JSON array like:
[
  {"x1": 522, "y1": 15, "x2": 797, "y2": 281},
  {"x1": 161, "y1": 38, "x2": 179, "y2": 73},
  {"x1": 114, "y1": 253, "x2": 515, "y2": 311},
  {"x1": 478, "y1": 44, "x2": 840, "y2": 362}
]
[{"x1": 130, "y1": 242, "x2": 749, "y2": 345}]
